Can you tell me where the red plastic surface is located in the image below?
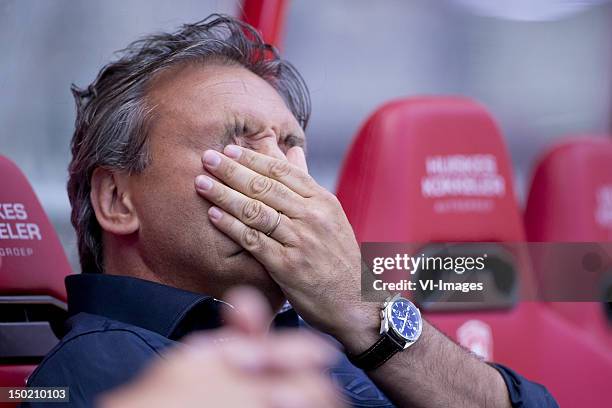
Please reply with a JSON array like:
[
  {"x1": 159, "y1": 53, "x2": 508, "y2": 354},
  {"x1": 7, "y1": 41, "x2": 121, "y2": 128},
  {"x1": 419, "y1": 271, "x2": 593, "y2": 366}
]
[
  {"x1": 0, "y1": 155, "x2": 71, "y2": 301},
  {"x1": 336, "y1": 98, "x2": 612, "y2": 406},
  {"x1": 525, "y1": 136, "x2": 612, "y2": 349},
  {"x1": 0, "y1": 366, "x2": 35, "y2": 406},
  {"x1": 525, "y1": 136, "x2": 612, "y2": 241},
  {"x1": 0, "y1": 155, "x2": 70, "y2": 390},
  {"x1": 337, "y1": 97, "x2": 525, "y2": 243},
  {"x1": 240, "y1": 0, "x2": 289, "y2": 50},
  {"x1": 0, "y1": 365, "x2": 33, "y2": 387}
]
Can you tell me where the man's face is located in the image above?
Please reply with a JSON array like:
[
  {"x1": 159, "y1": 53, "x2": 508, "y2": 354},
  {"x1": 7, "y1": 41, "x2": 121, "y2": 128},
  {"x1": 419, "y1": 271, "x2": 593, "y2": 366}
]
[{"x1": 126, "y1": 62, "x2": 305, "y2": 305}]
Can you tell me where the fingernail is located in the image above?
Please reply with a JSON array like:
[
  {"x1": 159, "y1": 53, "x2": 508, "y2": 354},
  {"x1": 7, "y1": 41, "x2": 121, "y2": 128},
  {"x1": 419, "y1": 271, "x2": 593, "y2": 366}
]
[
  {"x1": 203, "y1": 150, "x2": 222, "y2": 168},
  {"x1": 208, "y1": 206, "x2": 223, "y2": 221},
  {"x1": 224, "y1": 144, "x2": 242, "y2": 159},
  {"x1": 195, "y1": 175, "x2": 213, "y2": 191}
]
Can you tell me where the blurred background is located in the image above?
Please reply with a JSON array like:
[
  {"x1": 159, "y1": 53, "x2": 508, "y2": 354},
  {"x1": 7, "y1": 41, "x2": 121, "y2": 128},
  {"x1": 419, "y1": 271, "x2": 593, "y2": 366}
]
[{"x1": 1, "y1": 0, "x2": 611, "y2": 271}]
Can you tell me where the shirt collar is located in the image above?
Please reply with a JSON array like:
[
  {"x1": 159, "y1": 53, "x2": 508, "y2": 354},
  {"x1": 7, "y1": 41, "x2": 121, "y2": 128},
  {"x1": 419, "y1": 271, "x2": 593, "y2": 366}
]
[{"x1": 65, "y1": 274, "x2": 298, "y2": 339}]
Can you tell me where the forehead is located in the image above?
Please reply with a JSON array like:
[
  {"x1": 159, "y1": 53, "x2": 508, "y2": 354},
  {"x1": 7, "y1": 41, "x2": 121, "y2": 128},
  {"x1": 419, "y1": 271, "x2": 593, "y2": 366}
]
[{"x1": 146, "y1": 62, "x2": 300, "y2": 133}]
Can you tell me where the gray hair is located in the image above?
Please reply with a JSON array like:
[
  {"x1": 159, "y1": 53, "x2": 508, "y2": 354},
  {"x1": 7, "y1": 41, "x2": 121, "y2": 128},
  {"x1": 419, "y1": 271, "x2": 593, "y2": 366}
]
[{"x1": 68, "y1": 14, "x2": 311, "y2": 274}]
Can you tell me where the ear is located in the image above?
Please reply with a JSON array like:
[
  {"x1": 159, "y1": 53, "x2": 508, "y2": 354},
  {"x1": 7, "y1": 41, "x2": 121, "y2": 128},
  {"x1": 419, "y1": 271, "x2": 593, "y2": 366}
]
[{"x1": 90, "y1": 168, "x2": 140, "y2": 235}]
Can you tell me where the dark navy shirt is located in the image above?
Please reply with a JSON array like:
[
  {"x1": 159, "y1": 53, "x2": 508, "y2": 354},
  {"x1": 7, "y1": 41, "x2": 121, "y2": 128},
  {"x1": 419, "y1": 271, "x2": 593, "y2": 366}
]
[{"x1": 24, "y1": 274, "x2": 558, "y2": 407}]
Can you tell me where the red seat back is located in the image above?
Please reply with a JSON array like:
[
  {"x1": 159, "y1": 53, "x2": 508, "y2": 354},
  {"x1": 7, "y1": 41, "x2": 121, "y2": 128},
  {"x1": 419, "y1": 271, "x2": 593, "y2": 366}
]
[
  {"x1": 525, "y1": 136, "x2": 612, "y2": 242},
  {"x1": 337, "y1": 97, "x2": 525, "y2": 243},
  {"x1": 336, "y1": 98, "x2": 612, "y2": 406},
  {"x1": 525, "y1": 136, "x2": 612, "y2": 348},
  {"x1": 0, "y1": 155, "x2": 71, "y2": 391},
  {"x1": 337, "y1": 97, "x2": 535, "y2": 304}
]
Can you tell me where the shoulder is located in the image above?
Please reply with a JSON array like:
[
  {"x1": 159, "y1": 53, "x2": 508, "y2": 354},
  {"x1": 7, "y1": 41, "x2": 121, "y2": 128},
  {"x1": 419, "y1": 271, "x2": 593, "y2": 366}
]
[{"x1": 27, "y1": 313, "x2": 173, "y2": 405}]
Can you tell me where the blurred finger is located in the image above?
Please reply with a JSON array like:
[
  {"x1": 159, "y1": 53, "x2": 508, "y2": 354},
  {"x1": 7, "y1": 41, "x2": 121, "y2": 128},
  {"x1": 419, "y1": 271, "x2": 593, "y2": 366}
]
[
  {"x1": 218, "y1": 331, "x2": 337, "y2": 373},
  {"x1": 223, "y1": 286, "x2": 272, "y2": 337},
  {"x1": 260, "y1": 331, "x2": 338, "y2": 371},
  {"x1": 266, "y1": 373, "x2": 345, "y2": 408}
]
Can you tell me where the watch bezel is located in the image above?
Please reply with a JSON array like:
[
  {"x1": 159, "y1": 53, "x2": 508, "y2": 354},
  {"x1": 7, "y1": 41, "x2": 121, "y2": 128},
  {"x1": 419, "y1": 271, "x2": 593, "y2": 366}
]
[{"x1": 382, "y1": 294, "x2": 423, "y2": 347}]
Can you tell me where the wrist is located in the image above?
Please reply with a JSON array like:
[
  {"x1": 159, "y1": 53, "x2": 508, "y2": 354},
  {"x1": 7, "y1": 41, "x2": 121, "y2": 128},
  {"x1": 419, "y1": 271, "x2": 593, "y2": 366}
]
[{"x1": 331, "y1": 301, "x2": 381, "y2": 355}]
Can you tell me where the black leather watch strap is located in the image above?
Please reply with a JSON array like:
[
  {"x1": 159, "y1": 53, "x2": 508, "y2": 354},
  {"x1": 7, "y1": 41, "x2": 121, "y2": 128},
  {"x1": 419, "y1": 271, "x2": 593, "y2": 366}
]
[{"x1": 348, "y1": 334, "x2": 403, "y2": 371}]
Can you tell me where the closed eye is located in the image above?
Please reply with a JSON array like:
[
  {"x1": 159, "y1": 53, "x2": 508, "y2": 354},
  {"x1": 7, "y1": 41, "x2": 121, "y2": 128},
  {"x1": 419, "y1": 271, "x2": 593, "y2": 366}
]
[{"x1": 282, "y1": 134, "x2": 305, "y2": 149}]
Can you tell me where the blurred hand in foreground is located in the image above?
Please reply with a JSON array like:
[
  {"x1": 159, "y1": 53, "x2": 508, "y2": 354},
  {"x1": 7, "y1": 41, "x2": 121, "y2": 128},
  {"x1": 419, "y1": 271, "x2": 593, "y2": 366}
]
[{"x1": 98, "y1": 287, "x2": 345, "y2": 408}]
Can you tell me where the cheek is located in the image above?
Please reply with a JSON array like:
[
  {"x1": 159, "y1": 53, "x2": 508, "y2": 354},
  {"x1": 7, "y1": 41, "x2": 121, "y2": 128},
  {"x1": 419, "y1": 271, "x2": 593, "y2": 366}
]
[
  {"x1": 138, "y1": 151, "x2": 200, "y2": 208},
  {"x1": 130, "y1": 153, "x2": 216, "y2": 246}
]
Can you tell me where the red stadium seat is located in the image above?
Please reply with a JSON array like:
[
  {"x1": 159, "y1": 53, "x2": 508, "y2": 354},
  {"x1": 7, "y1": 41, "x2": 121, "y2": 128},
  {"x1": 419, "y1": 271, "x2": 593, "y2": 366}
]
[
  {"x1": 525, "y1": 136, "x2": 612, "y2": 348},
  {"x1": 525, "y1": 136, "x2": 612, "y2": 242},
  {"x1": 336, "y1": 97, "x2": 612, "y2": 406},
  {"x1": 0, "y1": 155, "x2": 71, "y2": 395},
  {"x1": 337, "y1": 97, "x2": 525, "y2": 243}
]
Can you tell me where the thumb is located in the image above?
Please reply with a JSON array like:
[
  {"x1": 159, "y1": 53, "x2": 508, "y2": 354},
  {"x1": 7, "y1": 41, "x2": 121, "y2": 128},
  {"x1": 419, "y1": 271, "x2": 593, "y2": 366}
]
[
  {"x1": 286, "y1": 146, "x2": 308, "y2": 173},
  {"x1": 222, "y1": 286, "x2": 272, "y2": 337}
]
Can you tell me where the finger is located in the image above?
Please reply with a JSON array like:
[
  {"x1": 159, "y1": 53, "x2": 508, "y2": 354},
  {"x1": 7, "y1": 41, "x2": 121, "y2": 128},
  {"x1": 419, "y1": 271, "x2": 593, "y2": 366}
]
[
  {"x1": 259, "y1": 331, "x2": 338, "y2": 371},
  {"x1": 261, "y1": 144, "x2": 288, "y2": 162},
  {"x1": 222, "y1": 145, "x2": 319, "y2": 198},
  {"x1": 286, "y1": 146, "x2": 308, "y2": 174},
  {"x1": 181, "y1": 329, "x2": 337, "y2": 375},
  {"x1": 265, "y1": 374, "x2": 345, "y2": 408},
  {"x1": 205, "y1": 205, "x2": 286, "y2": 269},
  {"x1": 216, "y1": 335, "x2": 335, "y2": 375},
  {"x1": 195, "y1": 175, "x2": 295, "y2": 243},
  {"x1": 184, "y1": 331, "x2": 336, "y2": 375},
  {"x1": 223, "y1": 286, "x2": 272, "y2": 337},
  {"x1": 202, "y1": 149, "x2": 305, "y2": 216},
  {"x1": 182, "y1": 330, "x2": 273, "y2": 373}
]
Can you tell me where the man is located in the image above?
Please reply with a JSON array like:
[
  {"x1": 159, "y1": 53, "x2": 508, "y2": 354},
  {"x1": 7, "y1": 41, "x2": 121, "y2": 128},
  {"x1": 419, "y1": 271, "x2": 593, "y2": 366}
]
[{"x1": 26, "y1": 14, "x2": 557, "y2": 407}]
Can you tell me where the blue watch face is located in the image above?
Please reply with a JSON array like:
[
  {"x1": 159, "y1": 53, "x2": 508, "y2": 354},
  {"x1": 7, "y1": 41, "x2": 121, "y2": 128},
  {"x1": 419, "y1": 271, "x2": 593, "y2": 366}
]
[{"x1": 389, "y1": 299, "x2": 421, "y2": 341}]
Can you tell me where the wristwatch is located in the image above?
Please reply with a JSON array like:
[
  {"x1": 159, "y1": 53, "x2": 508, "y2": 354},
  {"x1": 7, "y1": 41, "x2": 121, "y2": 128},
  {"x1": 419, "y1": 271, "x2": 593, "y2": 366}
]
[{"x1": 348, "y1": 294, "x2": 423, "y2": 371}]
